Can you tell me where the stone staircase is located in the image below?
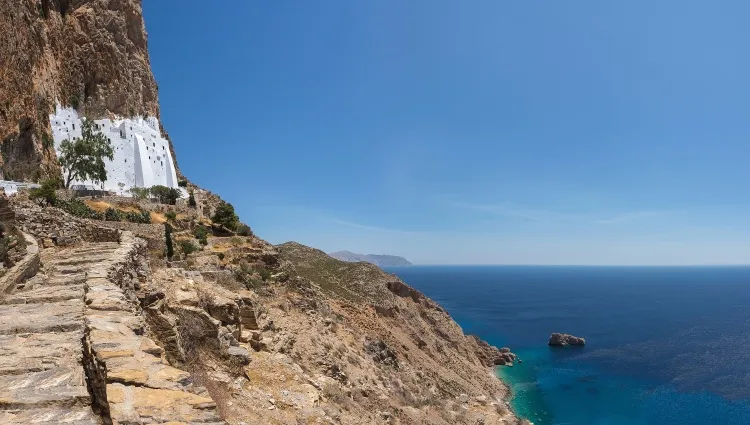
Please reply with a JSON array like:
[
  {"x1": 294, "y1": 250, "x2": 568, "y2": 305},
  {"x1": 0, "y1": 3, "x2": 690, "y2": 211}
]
[
  {"x1": 0, "y1": 235, "x2": 223, "y2": 424},
  {"x1": 0, "y1": 244, "x2": 117, "y2": 424}
]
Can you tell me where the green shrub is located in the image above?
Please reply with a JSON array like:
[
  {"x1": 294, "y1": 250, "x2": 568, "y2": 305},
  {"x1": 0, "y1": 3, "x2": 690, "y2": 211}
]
[
  {"x1": 177, "y1": 239, "x2": 199, "y2": 257},
  {"x1": 165, "y1": 223, "x2": 174, "y2": 259},
  {"x1": 178, "y1": 180, "x2": 188, "y2": 187},
  {"x1": 104, "y1": 208, "x2": 122, "y2": 222},
  {"x1": 70, "y1": 93, "x2": 80, "y2": 110},
  {"x1": 212, "y1": 201, "x2": 239, "y2": 231},
  {"x1": 236, "y1": 223, "x2": 253, "y2": 237},
  {"x1": 164, "y1": 210, "x2": 177, "y2": 222},
  {"x1": 257, "y1": 266, "x2": 271, "y2": 281},
  {"x1": 124, "y1": 210, "x2": 151, "y2": 224},
  {"x1": 188, "y1": 191, "x2": 197, "y2": 208},
  {"x1": 193, "y1": 225, "x2": 208, "y2": 246},
  {"x1": 29, "y1": 179, "x2": 58, "y2": 206},
  {"x1": 56, "y1": 199, "x2": 104, "y2": 220},
  {"x1": 217, "y1": 252, "x2": 225, "y2": 260}
]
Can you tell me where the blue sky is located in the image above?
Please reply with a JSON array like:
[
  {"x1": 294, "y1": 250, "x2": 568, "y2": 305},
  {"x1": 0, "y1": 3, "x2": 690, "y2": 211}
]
[{"x1": 143, "y1": 1, "x2": 750, "y2": 265}]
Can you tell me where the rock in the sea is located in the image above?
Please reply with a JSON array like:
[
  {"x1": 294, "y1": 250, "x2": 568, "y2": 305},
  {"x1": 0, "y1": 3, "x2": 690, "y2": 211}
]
[{"x1": 548, "y1": 333, "x2": 586, "y2": 346}]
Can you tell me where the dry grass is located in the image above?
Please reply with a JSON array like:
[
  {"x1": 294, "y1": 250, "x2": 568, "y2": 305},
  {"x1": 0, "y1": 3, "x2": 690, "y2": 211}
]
[
  {"x1": 150, "y1": 211, "x2": 167, "y2": 224},
  {"x1": 84, "y1": 200, "x2": 113, "y2": 212}
]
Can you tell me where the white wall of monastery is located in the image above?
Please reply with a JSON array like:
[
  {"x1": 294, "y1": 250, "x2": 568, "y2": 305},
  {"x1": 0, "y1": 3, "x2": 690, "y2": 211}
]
[{"x1": 49, "y1": 104, "x2": 179, "y2": 195}]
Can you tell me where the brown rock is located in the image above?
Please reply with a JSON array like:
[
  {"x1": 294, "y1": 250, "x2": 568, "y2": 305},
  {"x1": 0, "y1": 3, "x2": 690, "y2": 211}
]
[{"x1": 549, "y1": 333, "x2": 586, "y2": 346}]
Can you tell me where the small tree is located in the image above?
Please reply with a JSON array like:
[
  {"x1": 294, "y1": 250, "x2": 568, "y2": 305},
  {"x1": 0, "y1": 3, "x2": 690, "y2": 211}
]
[
  {"x1": 129, "y1": 187, "x2": 150, "y2": 200},
  {"x1": 212, "y1": 201, "x2": 239, "y2": 231},
  {"x1": 165, "y1": 223, "x2": 174, "y2": 259},
  {"x1": 29, "y1": 179, "x2": 59, "y2": 206},
  {"x1": 58, "y1": 118, "x2": 114, "y2": 188},
  {"x1": 150, "y1": 185, "x2": 180, "y2": 205}
]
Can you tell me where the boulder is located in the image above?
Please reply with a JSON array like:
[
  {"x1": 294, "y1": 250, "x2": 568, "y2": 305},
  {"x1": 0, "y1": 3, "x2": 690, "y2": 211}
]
[
  {"x1": 227, "y1": 346, "x2": 251, "y2": 365},
  {"x1": 548, "y1": 333, "x2": 586, "y2": 346}
]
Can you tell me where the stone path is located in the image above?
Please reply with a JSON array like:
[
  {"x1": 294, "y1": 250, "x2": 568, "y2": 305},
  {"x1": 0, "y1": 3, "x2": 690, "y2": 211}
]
[
  {"x1": 0, "y1": 243, "x2": 119, "y2": 424},
  {"x1": 0, "y1": 235, "x2": 223, "y2": 424},
  {"x1": 84, "y1": 234, "x2": 222, "y2": 424}
]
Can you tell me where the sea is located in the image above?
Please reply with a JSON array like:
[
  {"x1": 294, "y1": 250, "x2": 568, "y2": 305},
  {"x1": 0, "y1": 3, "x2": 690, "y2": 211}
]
[{"x1": 385, "y1": 265, "x2": 750, "y2": 425}]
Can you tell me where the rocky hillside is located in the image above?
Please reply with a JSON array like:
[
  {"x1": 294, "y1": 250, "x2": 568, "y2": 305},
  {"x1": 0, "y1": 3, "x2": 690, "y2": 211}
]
[{"x1": 0, "y1": 0, "x2": 173, "y2": 181}]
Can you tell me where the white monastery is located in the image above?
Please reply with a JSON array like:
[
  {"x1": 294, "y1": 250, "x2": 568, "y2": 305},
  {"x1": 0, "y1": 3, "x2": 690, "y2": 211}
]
[{"x1": 49, "y1": 104, "x2": 179, "y2": 195}]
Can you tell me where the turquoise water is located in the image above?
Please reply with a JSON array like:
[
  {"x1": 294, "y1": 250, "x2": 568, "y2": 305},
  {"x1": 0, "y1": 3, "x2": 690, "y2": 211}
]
[{"x1": 386, "y1": 266, "x2": 750, "y2": 425}]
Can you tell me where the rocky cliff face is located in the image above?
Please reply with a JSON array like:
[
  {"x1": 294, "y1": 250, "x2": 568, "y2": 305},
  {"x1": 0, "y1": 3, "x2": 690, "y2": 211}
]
[{"x1": 0, "y1": 0, "x2": 166, "y2": 182}]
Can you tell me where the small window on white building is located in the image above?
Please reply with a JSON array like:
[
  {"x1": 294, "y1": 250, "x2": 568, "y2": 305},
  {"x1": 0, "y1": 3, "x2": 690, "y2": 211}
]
[{"x1": 72, "y1": 124, "x2": 75, "y2": 130}]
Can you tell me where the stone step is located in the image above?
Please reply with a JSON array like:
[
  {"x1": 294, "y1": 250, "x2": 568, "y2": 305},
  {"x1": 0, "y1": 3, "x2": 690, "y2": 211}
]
[
  {"x1": 0, "y1": 367, "x2": 90, "y2": 410},
  {"x1": 0, "y1": 406, "x2": 100, "y2": 425},
  {"x1": 0, "y1": 299, "x2": 84, "y2": 335},
  {"x1": 0, "y1": 331, "x2": 83, "y2": 376},
  {"x1": 48, "y1": 250, "x2": 118, "y2": 264},
  {"x1": 2, "y1": 284, "x2": 84, "y2": 304},
  {"x1": 107, "y1": 383, "x2": 221, "y2": 424}
]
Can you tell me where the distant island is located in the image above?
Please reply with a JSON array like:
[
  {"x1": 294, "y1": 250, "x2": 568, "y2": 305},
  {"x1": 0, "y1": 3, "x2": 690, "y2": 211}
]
[{"x1": 329, "y1": 251, "x2": 412, "y2": 267}]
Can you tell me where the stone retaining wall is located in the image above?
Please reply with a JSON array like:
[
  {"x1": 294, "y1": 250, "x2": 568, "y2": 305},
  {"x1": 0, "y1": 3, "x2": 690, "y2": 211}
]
[
  {"x1": 13, "y1": 202, "x2": 121, "y2": 246},
  {"x1": 0, "y1": 232, "x2": 39, "y2": 295}
]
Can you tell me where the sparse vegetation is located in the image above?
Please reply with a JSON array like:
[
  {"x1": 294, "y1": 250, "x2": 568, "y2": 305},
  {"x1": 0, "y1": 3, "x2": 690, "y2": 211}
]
[
  {"x1": 178, "y1": 180, "x2": 188, "y2": 187},
  {"x1": 217, "y1": 252, "x2": 225, "y2": 261},
  {"x1": 233, "y1": 261, "x2": 270, "y2": 289},
  {"x1": 42, "y1": 132, "x2": 54, "y2": 149},
  {"x1": 188, "y1": 190, "x2": 197, "y2": 208},
  {"x1": 164, "y1": 210, "x2": 177, "y2": 222},
  {"x1": 58, "y1": 118, "x2": 114, "y2": 188}
]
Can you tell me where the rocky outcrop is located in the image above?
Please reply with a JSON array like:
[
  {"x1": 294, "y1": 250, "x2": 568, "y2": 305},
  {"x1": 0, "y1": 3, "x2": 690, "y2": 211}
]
[
  {"x1": 549, "y1": 333, "x2": 586, "y2": 346},
  {"x1": 0, "y1": 0, "x2": 174, "y2": 181}
]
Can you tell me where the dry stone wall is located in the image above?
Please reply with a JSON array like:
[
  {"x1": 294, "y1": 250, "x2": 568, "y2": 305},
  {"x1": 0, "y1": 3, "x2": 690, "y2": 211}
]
[{"x1": 13, "y1": 201, "x2": 121, "y2": 246}]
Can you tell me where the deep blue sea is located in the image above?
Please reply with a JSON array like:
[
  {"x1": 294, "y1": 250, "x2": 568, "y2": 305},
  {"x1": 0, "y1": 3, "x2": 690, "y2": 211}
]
[{"x1": 386, "y1": 266, "x2": 750, "y2": 425}]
